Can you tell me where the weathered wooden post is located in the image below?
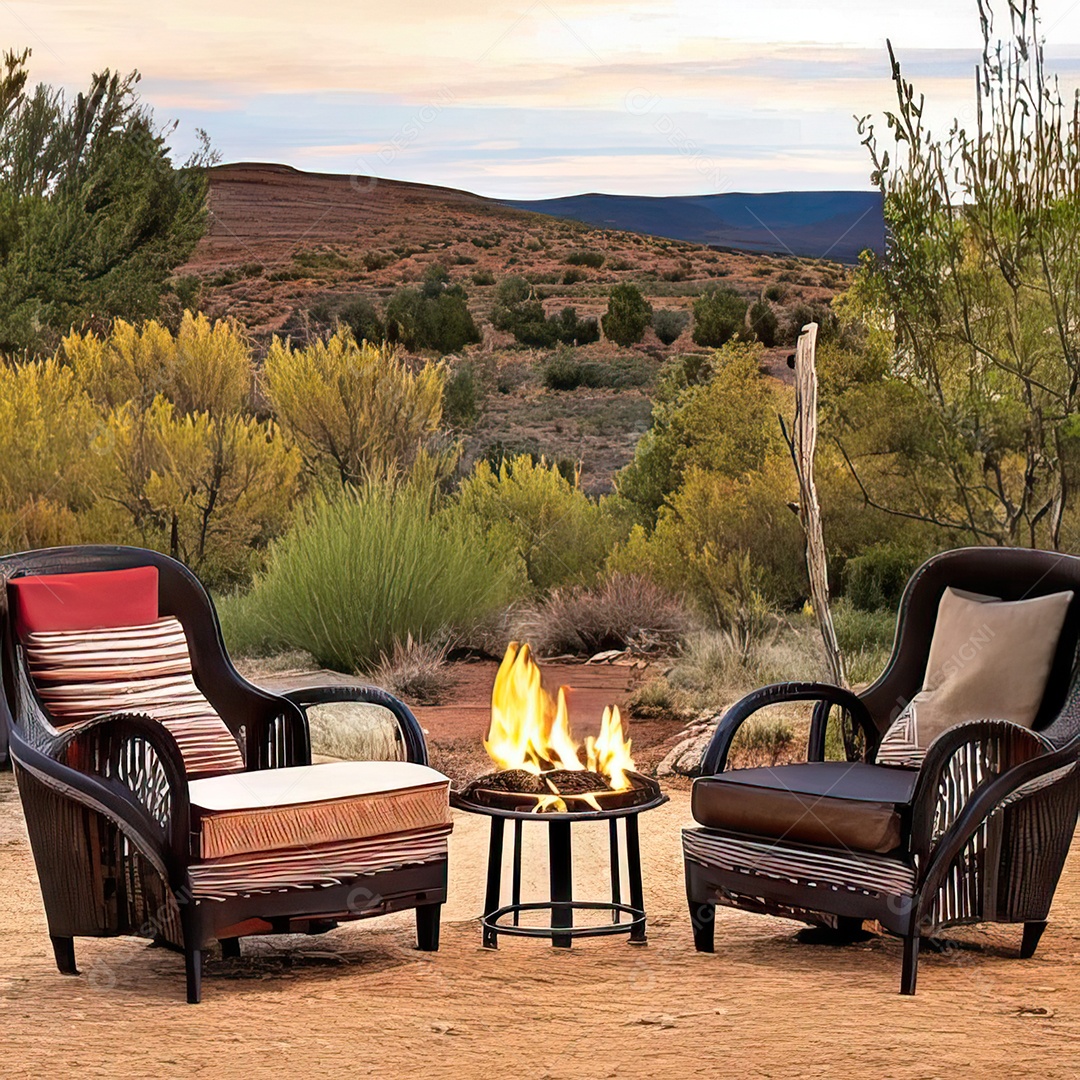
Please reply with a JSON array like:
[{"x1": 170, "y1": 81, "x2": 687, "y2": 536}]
[{"x1": 788, "y1": 322, "x2": 847, "y2": 688}]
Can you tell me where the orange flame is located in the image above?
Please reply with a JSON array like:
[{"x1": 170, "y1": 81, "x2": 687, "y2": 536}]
[{"x1": 485, "y1": 642, "x2": 634, "y2": 791}]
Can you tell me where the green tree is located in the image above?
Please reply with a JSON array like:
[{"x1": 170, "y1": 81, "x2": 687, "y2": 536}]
[
  {"x1": 692, "y1": 288, "x2": 747, "y2": 347},
  {"x1": 602, "y1": 283, "x2": 652, "y2": 346},
  {"x1": 0, "y1": 49, "x2": 213, "y2": 355},
  {"x1": 849, "y1": 0, "x2": 1080, "y2": 547}
]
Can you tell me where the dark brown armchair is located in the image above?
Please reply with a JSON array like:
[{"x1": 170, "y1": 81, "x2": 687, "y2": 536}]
[
  {"x1": 684, "y1": 547, "x2": 1080, "y2": 993},
  {"x1": 1, "y1": 545, "x2": 451, "y2": 1002}
]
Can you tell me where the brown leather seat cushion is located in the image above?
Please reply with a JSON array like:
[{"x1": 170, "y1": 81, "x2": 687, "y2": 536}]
[{"x1": 691, "y1": 762, "x2": 918, "y2": 854}]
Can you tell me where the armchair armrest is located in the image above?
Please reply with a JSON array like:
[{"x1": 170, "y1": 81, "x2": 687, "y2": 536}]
[
  {"x1": 915, "y1": 730, "x2": 1080, "y2": 904},
  {"x1": 699, "y1": 681, "x2": 877, "y2": 775},
  {"x1": 909, "y1": 719, "x2": 1051, "y2": 864},
  {"x1": 282, "y1": 685, "x2": 429, "y2": 766},
  {"x1": 10, "y1": 713, "x2": 191, "y2": 884}
]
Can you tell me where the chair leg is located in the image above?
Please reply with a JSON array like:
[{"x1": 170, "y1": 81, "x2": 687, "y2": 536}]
[
  {"x1": 900, "y1": 933, "x2": 919, "y2": 996},
  {"x1": 1020, "y1": 920, "x2": 1047, "y2": 959},
  {"x1": 50, "y1": 935, "x2": 78, "y2": 975},
  {"x1": 220, "y1": 937, "x2": 241, "y2": 960},
  {"x1": 185, "y1": 948, "x2": 203, "y2": 1004},
  {"x1": 416, "y1": 903, "x2": 441, "y2": 951},
  {"x1": 689, "y1": 901, "x2": 715, "y2": 953}
]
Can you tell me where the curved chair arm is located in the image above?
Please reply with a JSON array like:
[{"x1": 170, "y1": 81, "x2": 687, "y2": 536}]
[
  {"x1": 909, "y1": 719, "x2": 1051, "y2": 864},
  {"x1": 699, "y1": 681, "x2": 877, "y2": 775},
  {"x1": 9, "y1": 715, "x2": 190, "y2": 885},
  {"x1": 52, "y1": 712, "x2": 192, "y2": 875},
  {"x1": 283, "y1": 685, "x2": 429, "y2": 766},
  {"x1": 915, "y1": 732, "x2": 1080, "y2": 905}
]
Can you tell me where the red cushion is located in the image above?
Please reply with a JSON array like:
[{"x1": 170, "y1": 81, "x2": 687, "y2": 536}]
[{"x1": 10, "y1": 566, "x2": 159, "y2": 638}]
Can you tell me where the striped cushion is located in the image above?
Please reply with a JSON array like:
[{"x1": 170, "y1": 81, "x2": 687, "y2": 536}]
[
  {"x1": 875, "y1": 703, "x2": 925, "y2": 767},
  {"x1": 188, "y1": 761, "x2": 452, "y2": 859},
  {"x1": 682, "y1": 828, "x2": 915, "y2": 898},
  {"x1": 188, "y1": 824, "x2": 451, "y2": 900},
  {"x1": 24, "y1": 618, "x2": 245, "y2": 779}
]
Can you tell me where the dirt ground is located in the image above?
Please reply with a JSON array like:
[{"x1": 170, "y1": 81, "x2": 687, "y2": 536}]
[{"x1": 2, "y1": 662, "x2": 1079, "y2": 1078}]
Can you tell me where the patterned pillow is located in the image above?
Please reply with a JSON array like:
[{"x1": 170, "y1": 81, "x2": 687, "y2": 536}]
[
  {"x1": 877, "y1": 587, "x2": 1073, "y2": 768},
  {"x1": 23, "y1": 617, "x2": 245, "y2": 779}
]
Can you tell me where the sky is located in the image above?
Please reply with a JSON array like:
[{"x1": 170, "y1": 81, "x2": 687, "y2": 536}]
[{"x1": 4, "y1": 0, "x2": 1080, "y2": 198}]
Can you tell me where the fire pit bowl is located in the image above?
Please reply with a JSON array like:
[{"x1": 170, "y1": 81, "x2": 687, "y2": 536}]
[{"x1": 452, "y1": 770, "x2": 666, "y2": 819}]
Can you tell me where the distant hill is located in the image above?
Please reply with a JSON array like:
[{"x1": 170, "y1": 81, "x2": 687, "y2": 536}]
[
  {"x1": 500, "y1": 191, "x2": 884, "y2": 262},
  {"x1": 185, "y1": 164, "x2": 849, "y2": 338}
]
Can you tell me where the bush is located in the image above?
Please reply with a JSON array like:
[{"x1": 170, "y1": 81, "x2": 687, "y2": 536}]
[
  {"x1": 443, "y1": 360, "x2": 481, "y2": 427},
  {"x1": 451, "y1": 454, "x2": 620, "y2": 592},
  {"x1": 472, "y1": 269, "x2": 496, "y2": 286},
  {"x1": 652, "y1": 308, "x2": 690, "y2": 345},
  {"x1": 337, "y1": 296, "x2": 384, "y2": 343},
  {"x1": 99, "y1": 398, "x2": 300, "y2": 588},
  {"x1": 369, "y1": 635, "x2": 453, "y2": 705},
  {"x1": 264, "y1": 332, "x2": 444, "y2": 486},
  {"x1": 747, "y1": 298, "x2": 779, "y2": 347},
  {"x1": 831, "y1": 598, "x2": 895, "y2": 686},
  {"x1": 563, "y1": 268, "x2": 587, "y2": 285},
  {"x1": 64, "y1": 312, "x2": 251, "y2": 415},
  {"x1": 843, "y1": 543, "x2": 921, "y2": 612},
  {"x1": 220, "y1": 479, "x2": 526, "y2": 672},
  {"x1": 610, "y1": 459, "x2": 806, "y2": 623},
  {"x1": 692, "y1": 288, "x2": 748, "y2": 347},
  {"x1": 615, "y1": 341, "x2": 782, "y2": 521},
  {"x1": 783, "y1": 301, "x2": 838, "y2": 347},
  {"x1": 512, "y1": 574, "x2": 691, "y2": 656},
  {"x1": 492, "y1": 278, "x2": 598, "y2": 347},
  {"x1": 384, "y1": 269, "x2": 481, "y2": 353},
  {"x1": 542, "y1": 352, "x2": 598, "y2": 390},
  {"x1": 556, "y1": 306, "x2": 600, "y2": 345},
  {"x1": 565, "y1": 249, "x2": 605, "y2": 268},
  {"x1": 541, "y1": 350, "x2": 653, "y2": 392},
  {"x1": 602, "y1": 283, "x2": 653, "y2": 346}
]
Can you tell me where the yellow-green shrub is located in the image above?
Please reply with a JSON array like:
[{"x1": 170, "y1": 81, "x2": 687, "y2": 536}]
[
  {"x1": 63, "y1": 312, "x2": 252, "y2": 415},
  {"x1": 0, "y1": 359, "x2": 105, "y2": 548},
  {"x1": 609, "y1": 458, "x2": 806, "y2": 623},
  {"x1": 452, "y1": 455, "x2": 622, "y2": 592},
  {"x1": 97, "y1": 397, "x2": 301, "y2": 587},
  {"x1": 264, "y1": 331, "x2": 445, "y2": 487}
]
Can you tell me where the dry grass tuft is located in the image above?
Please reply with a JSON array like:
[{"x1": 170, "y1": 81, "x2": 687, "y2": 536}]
[
  {"x1": 513, "y1": 574, "x2": 692, "y2": 657},
  {"x1": 368, "y1": 634, "x2": 454, "y2": 706}
]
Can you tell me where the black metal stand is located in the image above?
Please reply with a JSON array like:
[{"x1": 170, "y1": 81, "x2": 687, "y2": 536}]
[{"x1": 477, "y1": 809, "x2": 651, "y2": 948}]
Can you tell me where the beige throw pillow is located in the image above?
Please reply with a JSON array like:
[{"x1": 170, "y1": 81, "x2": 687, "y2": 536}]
[{"x1": 876, "y1": 587, "x2": 1073, "y2": 767}]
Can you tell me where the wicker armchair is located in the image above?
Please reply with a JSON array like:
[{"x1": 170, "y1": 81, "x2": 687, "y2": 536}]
[
  {"x1": 684, "y1": 547, "x2": 1080, "y2": 993},
  {"x1": 1, "y1": 545, "x2": 451, "y2": 1002}
]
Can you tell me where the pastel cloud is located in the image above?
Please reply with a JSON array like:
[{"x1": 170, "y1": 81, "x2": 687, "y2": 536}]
[{"x1": 4, "y1": 0, "x2": 1080, "y2": 196}]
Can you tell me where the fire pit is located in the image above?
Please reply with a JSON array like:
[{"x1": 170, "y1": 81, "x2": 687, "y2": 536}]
[{"x1": 452, "y1": 643, "x2": 668, "y2": 948}]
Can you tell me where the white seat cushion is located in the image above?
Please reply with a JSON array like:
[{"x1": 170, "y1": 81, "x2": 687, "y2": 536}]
[{"x1": 188, "y1": 760, "x2": 452, "y2": 859}]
